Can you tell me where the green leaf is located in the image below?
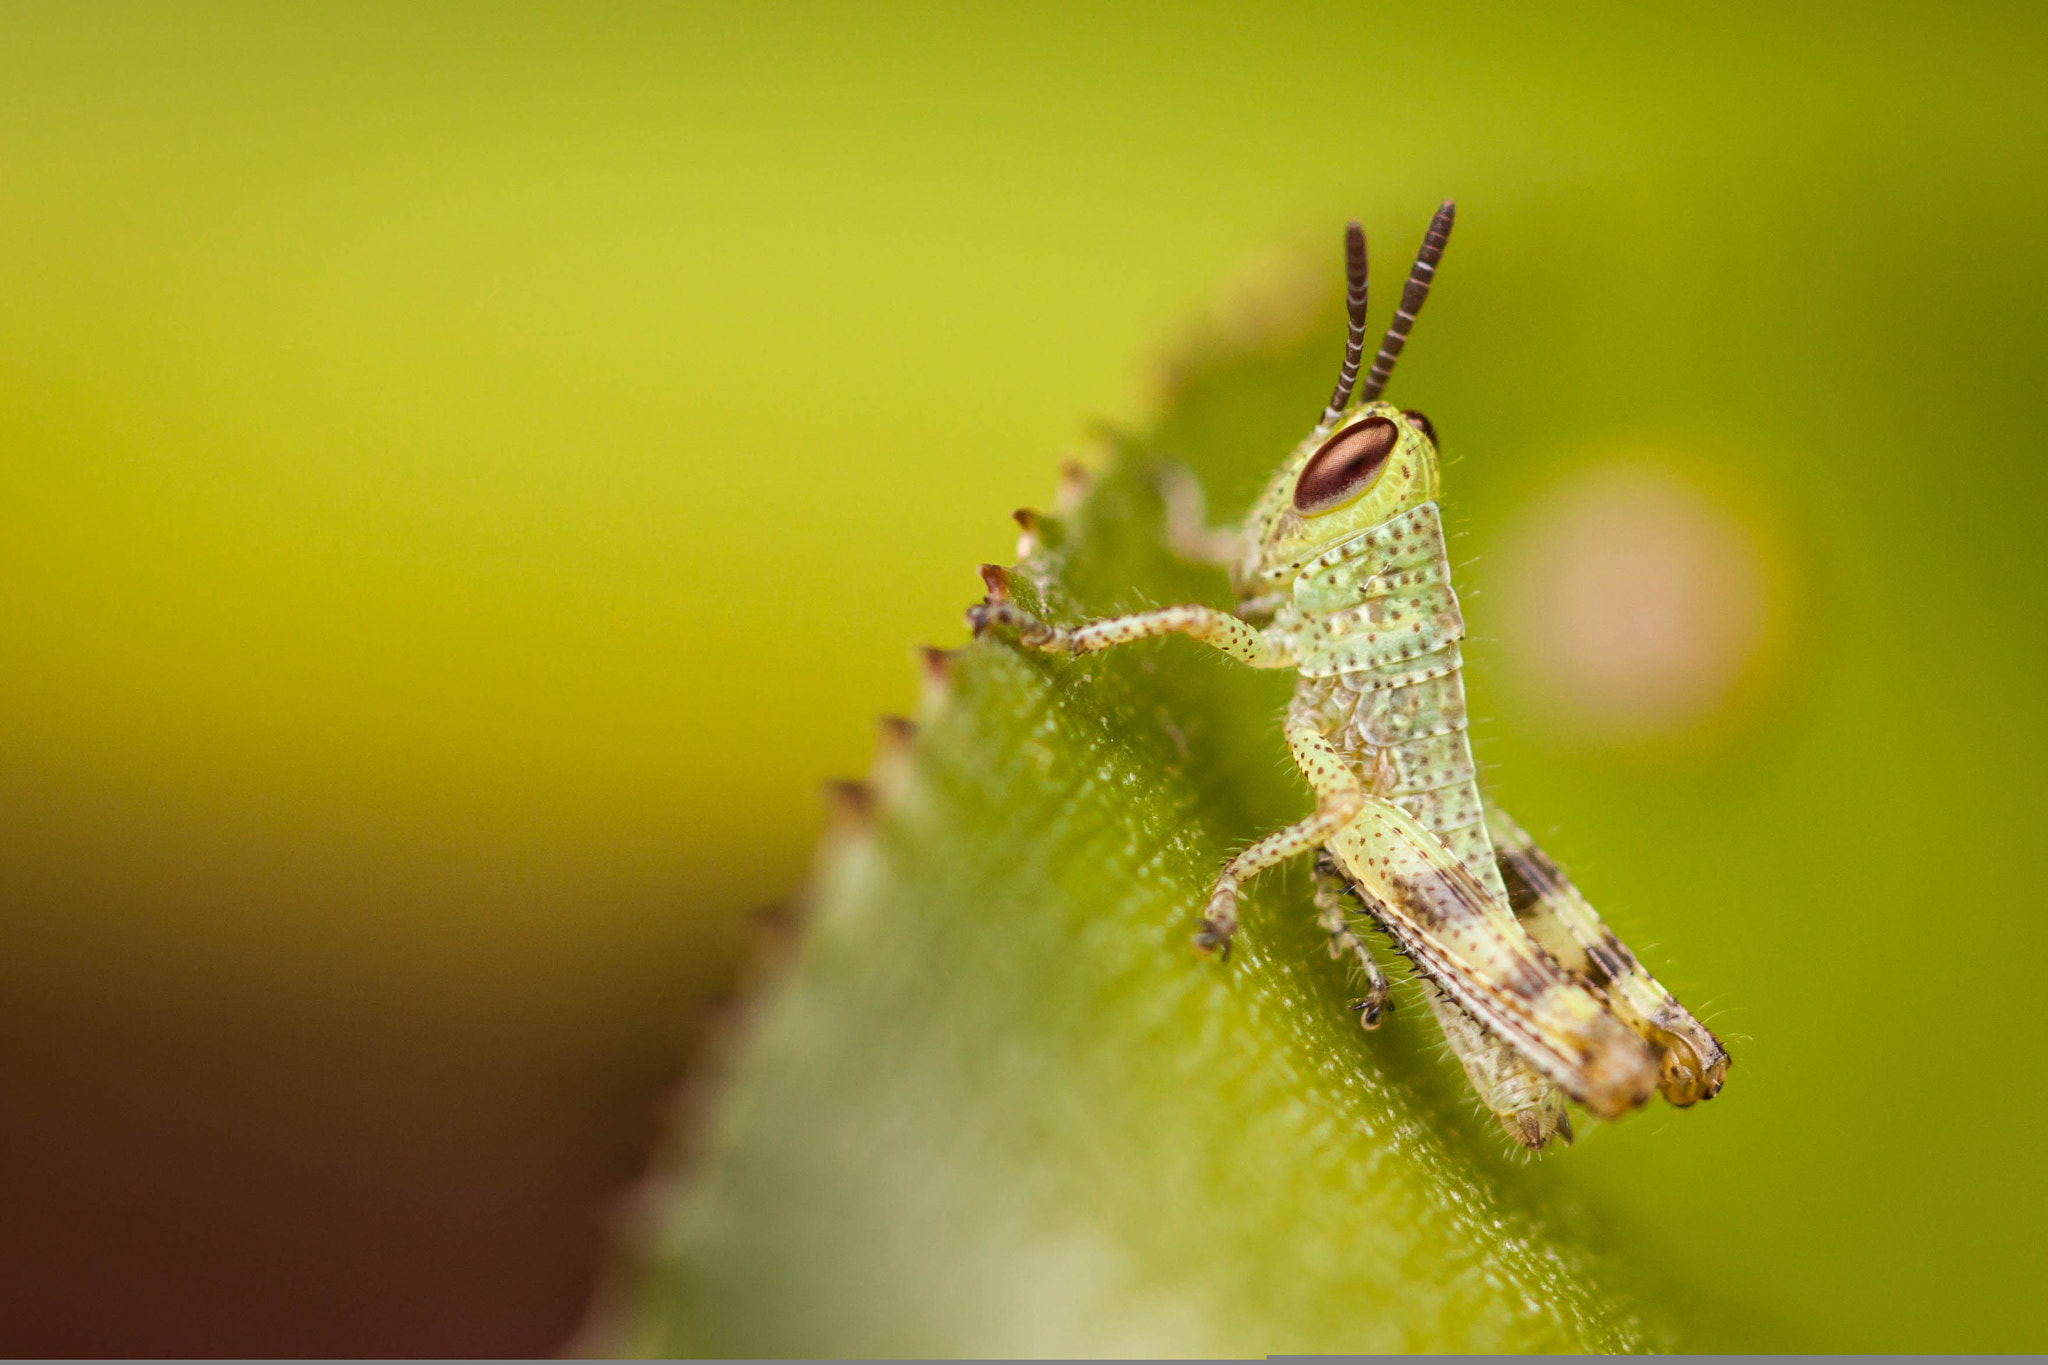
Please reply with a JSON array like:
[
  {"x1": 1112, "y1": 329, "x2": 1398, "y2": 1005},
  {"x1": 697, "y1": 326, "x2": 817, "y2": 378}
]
[{"x1": 605, "y1": 295, "x2": 1674, "y2": 1356}]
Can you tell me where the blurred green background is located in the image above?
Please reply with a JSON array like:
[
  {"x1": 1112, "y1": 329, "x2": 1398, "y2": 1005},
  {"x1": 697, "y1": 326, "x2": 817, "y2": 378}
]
[{"x1": 2, "y1": 1, "x2": 2043, "y2": 1354}]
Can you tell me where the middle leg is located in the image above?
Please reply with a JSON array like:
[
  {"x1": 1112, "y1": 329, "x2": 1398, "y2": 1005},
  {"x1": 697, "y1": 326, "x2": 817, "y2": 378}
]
[{"x1": 1197, "y1": 724, "x2": 1366, "y2": 954}]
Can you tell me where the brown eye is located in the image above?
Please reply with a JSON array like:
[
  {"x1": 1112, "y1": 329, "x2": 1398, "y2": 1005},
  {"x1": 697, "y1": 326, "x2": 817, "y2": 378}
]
[
  {"x1": 1294, "y1": 416, "x2": 1398, "y2": 514},
  {"x1": 1401, "y1": 409, "x2": 1437, "y2": 446}
]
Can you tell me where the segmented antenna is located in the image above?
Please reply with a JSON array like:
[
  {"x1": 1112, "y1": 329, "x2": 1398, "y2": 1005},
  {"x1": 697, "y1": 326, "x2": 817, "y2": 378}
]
[
  {"x1": 1359, "y1": 200, "x2": 1455, "y2": 402},
  {"x1": 1318, "y1": 221, "x2": 1370, "y2": 427}
]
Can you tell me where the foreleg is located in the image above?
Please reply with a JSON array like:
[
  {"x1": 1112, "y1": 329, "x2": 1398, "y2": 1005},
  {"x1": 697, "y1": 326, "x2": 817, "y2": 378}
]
[{"x1": 969, "y1": 598, "x2": 1297, "y2": 669}]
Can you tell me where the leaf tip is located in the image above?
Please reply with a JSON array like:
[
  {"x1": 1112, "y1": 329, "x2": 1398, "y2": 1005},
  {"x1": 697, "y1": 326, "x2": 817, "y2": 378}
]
[
  {"x1": 1055, "y1": 459, "x2": 1092, "y2": 513},
  {"x1": 871, "y1": 714, "x2": 920, "y2": 800},
  {"x1": 821, "y1": 778, "x2": 878, "y2": 828},
  {"x1": 1010, "y1": 508, "x2": 1042, "y2": 557},
  {"x1": 977, "y1": 562, "x2": 1013, "y2": 602},
  {"x1": 916, "y1": 645, "x2": 958, "y2": 709}
]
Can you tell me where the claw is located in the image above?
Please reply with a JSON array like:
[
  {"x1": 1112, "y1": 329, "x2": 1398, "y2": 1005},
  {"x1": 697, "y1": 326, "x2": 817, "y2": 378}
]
[
  {"x1": 1195, "y1": 879, "x2": 1239, "y2": 960},
  {"x1": 1346, "y1": 991, "x2": 1393, "y2": 1029},
  {"x1": 966, "y1": 599, "x2": 1062, "y2": 651}
]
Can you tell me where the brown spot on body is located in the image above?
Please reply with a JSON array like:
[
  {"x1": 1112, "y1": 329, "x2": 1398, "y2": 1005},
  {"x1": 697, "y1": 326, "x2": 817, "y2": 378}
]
[
  {"x1": 1597, "y1": 929, "x2": 1642, "y2": 974},
  {"x1": 1583, "y1": 943, "x2": 1625, "y2": 988},
  {"x1": 1498, "y1": 851, "x2": 1543, "y2": 918},
  {"x1": 1501, "y1": 960, "x2": 1551, "y2": 1001}
]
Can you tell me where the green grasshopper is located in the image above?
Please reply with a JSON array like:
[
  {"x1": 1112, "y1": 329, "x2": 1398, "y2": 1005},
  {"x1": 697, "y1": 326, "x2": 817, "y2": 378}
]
[{"x1": 971, "y1": 205, "x2": 1728, "y2": 1148}]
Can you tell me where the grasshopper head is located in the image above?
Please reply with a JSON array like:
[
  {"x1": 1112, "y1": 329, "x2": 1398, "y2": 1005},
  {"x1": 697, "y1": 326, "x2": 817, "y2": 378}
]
[
  {"x1": 1228, "y1": 205, "x2": 1458, "y2": 596},
  {"x1": 1234, "y1": 402, "x2": 1443, "y2": 592}
]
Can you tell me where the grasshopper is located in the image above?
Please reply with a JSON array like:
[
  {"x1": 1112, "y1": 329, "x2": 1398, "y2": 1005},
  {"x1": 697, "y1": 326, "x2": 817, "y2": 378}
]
[{"x1": 970, "y1": 205, "x2": 1728, "y2": 1148}]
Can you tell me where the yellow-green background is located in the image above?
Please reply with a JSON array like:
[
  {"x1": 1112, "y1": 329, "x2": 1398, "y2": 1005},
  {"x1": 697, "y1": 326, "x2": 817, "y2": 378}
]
[{"x1": 2, "y1": 2, "x2": 2043, "y2": 1353}]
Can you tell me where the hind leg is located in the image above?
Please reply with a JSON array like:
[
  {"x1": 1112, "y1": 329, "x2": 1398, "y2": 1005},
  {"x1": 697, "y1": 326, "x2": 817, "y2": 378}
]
[
  {"x1": 1322, "y1": 849, "x2": 1574, "y2": 1149},
  {"x1": 1483, "y1": 795, "x2": 1729, "y2": 1106}
]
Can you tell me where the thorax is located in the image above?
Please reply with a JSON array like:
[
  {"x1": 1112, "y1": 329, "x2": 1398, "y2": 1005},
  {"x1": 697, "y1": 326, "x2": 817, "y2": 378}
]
[
  {"x1": 1269, "y1": 501, "x2": 1499, "y2": 891},
  {"x1": 1270, "y1": 501, "x2": 1466, "y2": 679}
]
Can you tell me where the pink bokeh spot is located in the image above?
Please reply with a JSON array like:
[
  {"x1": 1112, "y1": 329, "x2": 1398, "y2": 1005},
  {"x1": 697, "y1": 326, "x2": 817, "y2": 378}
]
[{"x1": 1498, "y1": 464, "x2": 1772, "y2": 737}]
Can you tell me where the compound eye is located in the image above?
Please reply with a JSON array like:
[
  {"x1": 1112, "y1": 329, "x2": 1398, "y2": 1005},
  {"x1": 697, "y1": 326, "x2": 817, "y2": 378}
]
[
  {"x1": 1401, "y1": 409, "x2": 1438, "y2": 446},
  {"x1": 1294, "y1": 416, "x2": 1398, "y2": 515}
]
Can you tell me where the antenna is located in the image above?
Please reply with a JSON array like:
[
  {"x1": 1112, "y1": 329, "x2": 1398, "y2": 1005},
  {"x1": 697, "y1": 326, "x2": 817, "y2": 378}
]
[
  {"x1": 1359, "y1": 200, "x2": 1455, "y2": 402},
  {"x1": 1317, "y1": 221, "x2": 1369, "y2": 427}
]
